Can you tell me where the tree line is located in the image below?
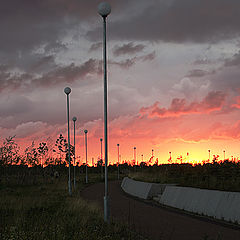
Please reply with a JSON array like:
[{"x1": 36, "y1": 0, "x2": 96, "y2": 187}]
[{"x1": 0, "y1": 134, "x2": 75, "y2": 167}]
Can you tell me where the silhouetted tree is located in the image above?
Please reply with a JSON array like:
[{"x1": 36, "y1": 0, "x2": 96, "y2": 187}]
[
  {"x1": 24, "y1": 141, "x2": 39, "y2": 166},
  {"x1": 0, "y1": 136, "x2": 19, "y2": 165},
  {"x1": 53, "y1": 134, "x2": 67, "y2": 165},
  {"x1": 37, "y1": 142, "x2": 48, "y2": 166}
]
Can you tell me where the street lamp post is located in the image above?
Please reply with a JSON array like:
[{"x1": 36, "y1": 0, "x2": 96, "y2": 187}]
[
  {"x1": 152, "y1": 149, "x2": 154, "y2": 164},
  {"x1": 72, "y1": 116, "x2": 77, "y2": 189},
  {"x1": 134, "y1": 147, "x2": 136, "y2": 170},
  {"x1": 223, "y1": 150, "x2": 226, "y2": 160},
  {"x1": 100, "y1": 138, "x2": 103, "y2": 179},
  {"x1": 84, "y1": 130, "x2": 88, "y2": 184},
  {"x1": 64, "y1": 87, "x2": 72, "y2": 196},
  {"x1": 117, "y1": 144, "x2": 120, "y2": 180},
  {"x1": 208, "y1": 149, "x2": 211, "y2": 162},
  {"x1": 98, "y1": 2, "x2": 111, "y2": 223}
]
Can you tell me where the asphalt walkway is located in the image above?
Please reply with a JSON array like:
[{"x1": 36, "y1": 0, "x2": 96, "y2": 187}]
[{"x1": 80, "y1": 181, "x2": 240, "y2": 240}]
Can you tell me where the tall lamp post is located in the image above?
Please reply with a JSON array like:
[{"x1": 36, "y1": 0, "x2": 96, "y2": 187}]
[
  {"x1": 72, "y1": 116, "x2": 77, "y2": 189},
  {"x1": 208, "y1": 149, "x2": 211, "y2": 162},
  {"x1": 100, "y1": 138, "x2": 103, "y2": 179},
  {"x1": 64, "y1": 87, "x2": 72, "y2": 196},
  {"x1": 152, "y1": 149, "x2": 154, "y2": 164},
  {"x1": 117, "y1": 144, "x2": 120, "y2": 180},
  {"x1": 84, "y1": 130, "x2": 88, "y2": 184},
  {"x1": 134, "y1": 147, "x2": 136, "y2": 170},
  {"x1": 223, "y1": 150, "x2": 226, "y2": 160},
  {"x1": 98, "y1": 2, "x2": 111, "y2": 223}
]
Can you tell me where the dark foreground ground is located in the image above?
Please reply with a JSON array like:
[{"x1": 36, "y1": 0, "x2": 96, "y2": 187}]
[{"x1": 81, "y1": 181, "x2": 240, "y2": 240}]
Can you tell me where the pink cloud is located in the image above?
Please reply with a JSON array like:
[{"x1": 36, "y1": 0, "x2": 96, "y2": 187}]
[{"x1": 140, "y1": 91, "x2": 226, "y2": 118}]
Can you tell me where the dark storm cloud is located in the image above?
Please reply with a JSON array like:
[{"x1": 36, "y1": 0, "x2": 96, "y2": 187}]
[
  {"x1": 109, "y1": 51, "x2": 156, "y2": 69},
  {"x1": 210, "y1": 66, "x2": 240, "y2": 92},
  {"x1": 224, "y1": 51, "x2": 240, "y2": 67},
  {"x1": 87, "y1": 0, "x2": 240, "y2": 43},
  {"x1": 110, "y1": 58, "x2": 136, "y2": 69},
  {"x1": 206, "y1": 51, "x2": 240, "y2": 92},
  {"x1": 0, "y1": 0, "x2": 142, "y2": 55},
  {"x1": 0, "y1": 0, "x2": 99, "y2": 53},
  {"x1": 186, "y1": 69, "x2": 216, "y2": 78},
  {"x1": 44, "y1": 41, "x2": 67, "y2": 54},
  {"x1": 35, "y1": 58, "x2": 102, "y2": 87},
  {"x1": 193, "y1": 59, "x2": 213, "y2": 65},
  {"x1": 0, "y1": 59, "x2": 102, "y2": 92},
  {"x1": 30, "y1": 55, "x2": 57, "y2": 74},
  {"x1": 0, "y1": 71, "x2": 33, "y2": 93},
  {"x1": 89, "y1": 42, "x2": 102, "y2": 52},
  {"x1": 0, "y1": 50, "x2": 157, "y2": 92},
  {"x1": 0, "y1": 95, "x2": 33, "y2": 117},
  {"x1": 113, "y1": 42, "x2": 145, "y2": 56},
  {"x1": 139, "y1": 51, "x2": 156, "y2": 62}
]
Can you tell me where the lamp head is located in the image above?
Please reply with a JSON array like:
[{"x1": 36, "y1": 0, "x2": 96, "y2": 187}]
[
  {"x1": 100, "y1": 138, "x2": 103, "y2": 141},
  {"x1": 134, "y1": 147, "x2": 136, "y2": 150},
  {"x1": 84, "y1": 129, "x2": 88, "y2": 134},
  {"x1": 98, "y1": 2, "x2": 111, "y2": 17},
  {"x1": 117, "y1": 144, "x2": 119, "y2": 146},
  {"x1": 64, "y1": 87, "x2": 71, "y2": 95},
  {"x1": 72, "y1": 116, "x2": 77, "y2": 122}
]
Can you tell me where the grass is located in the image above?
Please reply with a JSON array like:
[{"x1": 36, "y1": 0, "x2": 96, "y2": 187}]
[{"x1": 0, "y1": 173, "x2": 147, "y2": 240}]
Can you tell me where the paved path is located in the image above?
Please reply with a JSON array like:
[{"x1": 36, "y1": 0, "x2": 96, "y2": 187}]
[{"x1": 80, "y1": 181, "x2": 240, "y2": 240}]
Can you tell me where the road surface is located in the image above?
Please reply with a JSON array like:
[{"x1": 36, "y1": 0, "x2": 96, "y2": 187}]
[{"x1": 81, "y1": 181, "x2": 240, "y2": 240}]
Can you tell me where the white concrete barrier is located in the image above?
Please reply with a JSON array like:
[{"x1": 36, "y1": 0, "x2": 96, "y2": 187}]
[
  {"x1": 121, "y1": 177, "x2": 152, "y2": 199},
  {"x1": 121, "y1": 177, "x2": 176, "y2": 200},
  {"x1": 159, "y1": 186, "x2": 240, "y2": 224}
]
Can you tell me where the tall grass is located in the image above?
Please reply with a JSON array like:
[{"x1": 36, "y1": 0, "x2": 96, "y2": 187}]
[{"x1": 0, "y1": 175, "x2": 147, "y2": 240}]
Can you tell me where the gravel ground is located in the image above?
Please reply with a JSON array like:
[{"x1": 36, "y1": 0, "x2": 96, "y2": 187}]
[{"x1": 80, "y1": 181, "x2": 240, "y2": 240}]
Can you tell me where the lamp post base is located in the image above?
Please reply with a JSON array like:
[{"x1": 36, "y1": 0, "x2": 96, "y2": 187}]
[{"x1": 104, "y1": 196, "x2": 109, "y2": 223}]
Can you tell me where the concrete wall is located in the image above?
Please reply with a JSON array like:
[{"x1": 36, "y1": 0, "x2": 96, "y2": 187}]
[
  {"x1": 121, "y1": 177, "x2": 152, "y2": 199},
  {"x1": 160, "y1": 186, "x2": 240, "y2": 224},
  {"x1": 148, "y1": 183, "x2": 177, "y2": 198},
  {"x1": 121, "y1": 177, "x2": 176, "y2": 200}
]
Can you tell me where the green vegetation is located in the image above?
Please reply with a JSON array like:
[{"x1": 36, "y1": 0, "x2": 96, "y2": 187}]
[
  {"x1": 129, "y1": 161, "x2": 240, "y2": 192},
  {"x1": 0, "y1": 172, "x2": 146, "y2": 240}
]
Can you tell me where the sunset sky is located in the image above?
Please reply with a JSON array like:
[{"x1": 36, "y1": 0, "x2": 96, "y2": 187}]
[{"x1": 1, "y1": 0, "x2": 240, "y2": 164}]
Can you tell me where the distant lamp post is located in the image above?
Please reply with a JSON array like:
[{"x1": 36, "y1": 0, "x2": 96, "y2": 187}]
[
  {"x1": 64, "y1": 87, "x2": 72, "y2": 196},
  {"x1": 98, "y1": 1, "x2": 111, "y2": 223},
  {"x1": 100, "y1": 138, "x2": 103, "y2": 179},
  {"x1": 169, "y1": 152, "x2": 172, "y2": 163},
  {"x1": 117, "y1": 144, "x2": 120, "y2": 180},
  {"x1": 133, "y1": 147, "x2": 136, "y2": 169},
  {"x1": 72, "y1": 116, "x2": 77, "y2": 189},
  {"x1": 152, "y1": 149, "x2": 154, "y2": 163},
  {"x1": 208, "y1": 149, "x2": 211, "y2": 162},
  {"x1": 223, "y1": 150, "x2": 226, "y2": 160},
  {"x1": 141, "y1": 154, "x2": 143, "y2": 162},
  {"x1": 84, "y1": 130, "x2": 88, "y2": 184}
]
